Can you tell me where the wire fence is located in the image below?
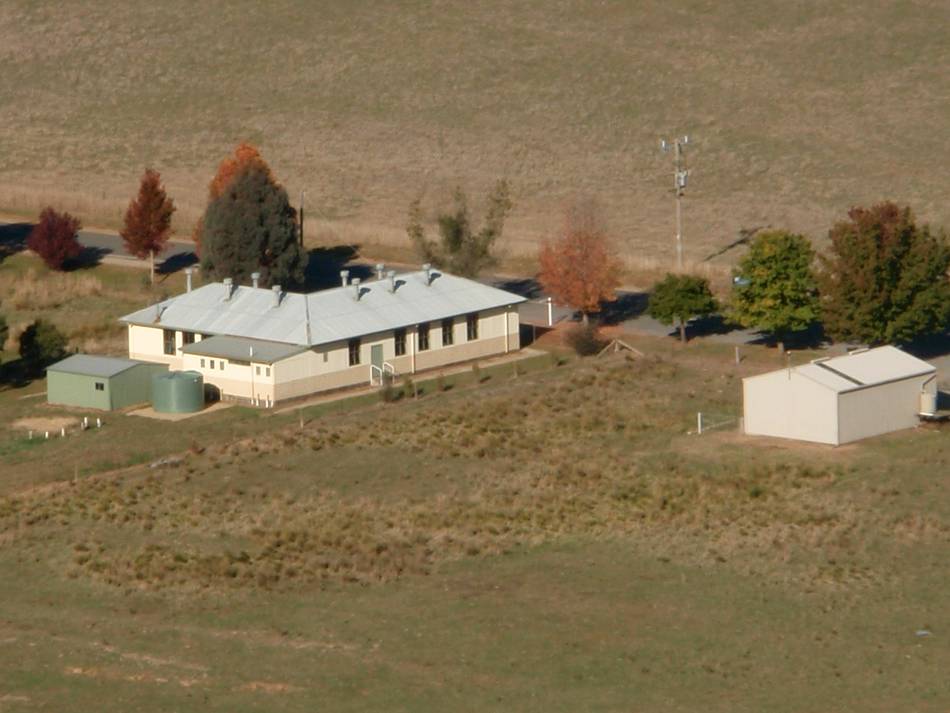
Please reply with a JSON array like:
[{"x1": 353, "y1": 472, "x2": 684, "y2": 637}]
[{"x1": 689, "y1": 411, "x2": 741, "y2": 435}]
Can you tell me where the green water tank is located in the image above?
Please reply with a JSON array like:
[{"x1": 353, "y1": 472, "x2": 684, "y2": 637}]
[{"x1": 152, "y1": 371, "x2": 204, "y2": 413}]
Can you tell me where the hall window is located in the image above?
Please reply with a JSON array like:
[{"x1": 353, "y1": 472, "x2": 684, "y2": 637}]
[
  {"x1": 466, "y1": 313, "x2": 479, "y2": 341},
  {"x1": 348, "y1": 338, "x2": 361, "y2": 366},
  {"x1": 418, "y1": 323, "x2": 430, "y2": 351},
  {"x1": 394, "y1": 328, "x2": 406, "y2": 356},
  {"x1": 163, "y1": 329, "x2": 176, "y2": 355},
  {"x1": 441, "y1": 318, "x2": 454, "y2": 346}
]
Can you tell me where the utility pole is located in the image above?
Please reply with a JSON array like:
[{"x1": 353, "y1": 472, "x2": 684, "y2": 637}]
[
  {"x1": 299, "y1": 190, "x2": 305, "y2": 248},
  {"x1": 660, "y1": 135, "x2": 690, "y2": 270}
]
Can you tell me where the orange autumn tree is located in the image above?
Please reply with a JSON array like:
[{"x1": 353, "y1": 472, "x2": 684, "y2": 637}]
[
  {"x1": 192, "y1": 142, "x2": 274, "y2": 254},
  {"x1": 121, "y1": 168, "x2": 176, "y2": 284},
  {"x1": 538, "y1": 200, "x2": 622, "y2": 325}
]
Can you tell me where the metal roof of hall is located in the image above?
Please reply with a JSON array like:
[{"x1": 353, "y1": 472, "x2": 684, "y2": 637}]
[
  {"x1": 47, "y1": 354, "x2": 146, "y2": 378},
  {"x1": 119, "y1": 269, "x2": 526, "y2": 347}
]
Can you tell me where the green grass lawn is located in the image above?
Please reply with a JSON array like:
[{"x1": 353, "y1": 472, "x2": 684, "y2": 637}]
[{"x1": 1, "y1": 338, "x2": 949, "y2": 710}]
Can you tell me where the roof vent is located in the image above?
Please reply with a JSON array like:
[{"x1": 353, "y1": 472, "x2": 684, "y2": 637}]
[
  {"x1": 223, "y1": 277, "x2": 234, "y2": 301},
  {"x1": 388, "y1": 270, "x2": 397, "y2": 293},
  {"x1": 251, "y1": 272, "x2": 261, "y2": 289},
  {"x1": 376, "y1": 263, "x2": 385, "y2": 280},
  {"x1": 272, "y1": 284, "x2": 282, "y2": 308},
  {"x1": 423, "y1": 263, "x2": 433, "y2": 285},
  {"x1": 340, "y1": 269, "x2": 350, "y2": 287},
  {"x1": 352, "y1": 277, "x2": 362, "y2": 300},
  {"x1": 184, "y1": 267, "x2": 193, "y2": 293}
]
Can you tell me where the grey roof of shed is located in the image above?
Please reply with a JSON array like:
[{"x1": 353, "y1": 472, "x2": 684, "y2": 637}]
[
  {"x1": 120, "y1": 269, "x2": 526, "y2": 347},
  {"x1": 181, "y1": 335, "x2": 308, "y2": 364},
  {"x1": 47, "y1": 354, "x2": 147, "y2": 378}
]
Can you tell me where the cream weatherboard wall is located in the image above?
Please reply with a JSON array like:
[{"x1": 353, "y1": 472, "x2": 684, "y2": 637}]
[
  {"x1": 127, "y1": 324, "x2": 205, "y2": 370},
  {"x1": 273, "y1": 307, "x2": 519, "y2": 402},
  {"x1": 128, "y1": 307, "x2": 519, "y2": 405}
]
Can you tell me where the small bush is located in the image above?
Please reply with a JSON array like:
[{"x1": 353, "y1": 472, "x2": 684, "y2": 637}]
[
  {"x1": 379, "y1": 372, "x2": 396, "y2": 403},
  {"x1": 19, "y1": 319, "x2": 68, "y2": 372},
  {"x1": 566, "y1": 323, "x2": 606, "y2": 356}
]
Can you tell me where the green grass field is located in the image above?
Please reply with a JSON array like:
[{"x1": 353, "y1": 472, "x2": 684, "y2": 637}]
[
  {"x1": 2, "y1": 334, "x2": 949, "y2": 711},
  {"x1": 0, "y1": 1, "x2": 947, "y2": 271}
]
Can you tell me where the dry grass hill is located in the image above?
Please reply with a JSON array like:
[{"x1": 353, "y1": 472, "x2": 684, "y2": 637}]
[{"x1": 0, "y1": 1, "x2": 947, "y2": 271}]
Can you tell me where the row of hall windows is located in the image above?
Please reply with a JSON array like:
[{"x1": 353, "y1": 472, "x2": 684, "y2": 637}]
[{"x1": 348, "y1": 313, "x2": 480, "y2": 366}]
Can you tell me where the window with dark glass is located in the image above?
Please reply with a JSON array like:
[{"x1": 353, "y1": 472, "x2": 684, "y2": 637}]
[
  {"x1": 348, "y1": 338, "x2": 361, "y2": 366},
  {"x1": 94, "y1": 382, "x2": 104, "y2": 391},
  {"x1": 441, "y1": 318, "x2": 454, "y2": 346},
  {"x1": 394, "y1": 328, "x2": 406, "y2": 356},
  {"x1": 182, "y1": 331, "x2": 195, "y2": 346},
  {"x1": 163, "y1": 329, "x2": 176, "y2": 355},
  {"x1": 418, "y1": 323, "x2": 430, "y2": 351},
  {"x1": 466, "y1": 313, "x2": 479, "y2": 341}
]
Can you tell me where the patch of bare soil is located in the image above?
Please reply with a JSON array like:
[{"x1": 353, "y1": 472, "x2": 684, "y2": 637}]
[
  {"x1": 11, "y1": 416, "x2": 78, "y2": 432},
  {"x1": 240, "y1": 681, "x2": 302, "y2": 694}
]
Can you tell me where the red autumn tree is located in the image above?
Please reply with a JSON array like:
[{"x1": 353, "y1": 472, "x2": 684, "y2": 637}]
[
  {"x1": 193, "y1": 142, "x2": 274, "y2": 254},
  {"x1": 538, "y1": 200, "x2": 622, "y2": 324},
  {"x1": 121, "y1": 168, "x2": 176, "y2": 284},
  {"x1": 27, "y1": 208, "x2": 82, "y2": 270}
]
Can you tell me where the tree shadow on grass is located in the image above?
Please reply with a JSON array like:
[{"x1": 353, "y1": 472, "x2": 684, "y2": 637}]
[
  {"x1": 157, "y1": 251, "x2": 198, "y2": 275},
  {"x1": 904, "y1": 332, "x2": 950, "y2": 360},
  {"x1": 599, "y1": 292, "x2": 649, "y2": 325},
  {"x1": 302, "y1": 245, "x2": 373, "y2": 291},
  {"x1": 492, "y1": 277, "x2": 543, "y2": 299},
  {"x1": 0, "y1": 359, "x2": 37, "y2": 389},
  {"x1": 0, "y1": 222, "x2": 32, "y2": 264}
]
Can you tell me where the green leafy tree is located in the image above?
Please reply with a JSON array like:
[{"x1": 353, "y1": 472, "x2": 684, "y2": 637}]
[
  {"x1": 730, "y1": 230, "x2": 819, "y2": 346},
  {"x1": 19, "y1": 319, "x2": 67, "y2": 373},
  {"x1": 407, "y1": 180, "x2": 512, "y2": 277},
  {"x1": 819, "y1": 202, "x2": 950, "y2": 344},
  {"x1": 200, "y1": 164, "x2": 305, "y2": 288},
  {"x1": 648, "y1": 273, "x2": 719, "y2": 343}
]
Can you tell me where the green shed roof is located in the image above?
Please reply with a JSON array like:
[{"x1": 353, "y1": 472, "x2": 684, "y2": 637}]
[{"x1": 47, "y1": 354, "x2": 146, "y2": 378}]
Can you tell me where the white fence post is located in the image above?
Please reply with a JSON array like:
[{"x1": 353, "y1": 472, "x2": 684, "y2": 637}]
[{"x1": 697, "y1": 412, "x2": 703, "y2": 435}]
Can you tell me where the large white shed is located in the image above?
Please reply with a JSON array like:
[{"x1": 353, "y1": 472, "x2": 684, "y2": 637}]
[{"x1": 742, "y1": 346, "x2": 937, "y2": 445}]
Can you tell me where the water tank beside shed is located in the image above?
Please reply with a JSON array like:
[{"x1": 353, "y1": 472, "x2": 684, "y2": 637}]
[{"x1": 152, "y1": 371, "x2": 204, "y2": 413}]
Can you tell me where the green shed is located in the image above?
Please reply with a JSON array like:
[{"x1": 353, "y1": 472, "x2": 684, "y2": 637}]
[{"x1": 46, "y1": 355, "x2": 168, "y2": 411}]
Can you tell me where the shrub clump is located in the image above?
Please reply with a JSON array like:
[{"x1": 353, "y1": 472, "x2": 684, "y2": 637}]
[{"x1": 565, "y1": 323, "x2": 606, "y2": 356}]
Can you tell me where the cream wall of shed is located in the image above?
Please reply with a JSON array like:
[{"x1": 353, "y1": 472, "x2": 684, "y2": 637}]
[
  {"x1": 743, "y1": 371, "x2": 839, "y2": 445},
  {"x1": 836, "y1": 374, "x2": 936, "y2": 444}
]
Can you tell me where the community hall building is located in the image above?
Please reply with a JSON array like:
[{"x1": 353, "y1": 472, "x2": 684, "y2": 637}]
[
  {"x1": 742, "y1": 346, "x2": 937, "y2": 445},
  {"x1": 120, "y1": 266, "x2": 525, "y2": 406}
]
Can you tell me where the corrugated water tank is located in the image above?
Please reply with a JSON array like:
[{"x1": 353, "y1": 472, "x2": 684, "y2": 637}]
[{"x1": 152, "y1": 371, "x2": 204, "y2": 413}]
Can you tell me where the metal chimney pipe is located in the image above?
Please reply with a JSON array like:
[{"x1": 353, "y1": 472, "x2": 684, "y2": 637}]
[
  {"x1": 251, "y1": 271, "x2": 261, "y2": 289},
  {"x1": 272, "y1": 284, "x2": 282, "y2": 307},
  {"x1": 223, "y1": 277, "x2": 233, "y2": 301},
  {"x1": 375, "y1": 263, "x2": 385, "y2": 280},
  {"x1": 422, "y1": 263, "x2": 432, "y2": 285},
  {"x1": 352, "y1": 277, "x2": 362, "y2": 300},
  {"x1": 340, "y1": 269, "x2": 350, "y2": 287},
  {"x1": 184, "y1": 267, "x2": 193, "y2": 293},
  {"x1": 387, "y1": 270, "x2": 396, "y2": 293}
]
